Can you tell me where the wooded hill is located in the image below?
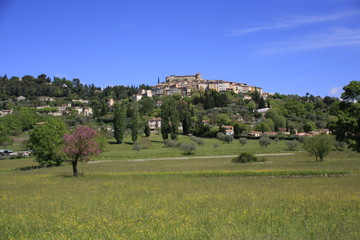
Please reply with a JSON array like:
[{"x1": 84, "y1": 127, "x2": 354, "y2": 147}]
[{"x1": 0, "y1": 74, "x2": 359, "y2": 152}]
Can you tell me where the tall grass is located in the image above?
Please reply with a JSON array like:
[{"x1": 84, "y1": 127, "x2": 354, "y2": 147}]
[{"x1": 1, "y1": 151, "x2": 360, "y2": 239}]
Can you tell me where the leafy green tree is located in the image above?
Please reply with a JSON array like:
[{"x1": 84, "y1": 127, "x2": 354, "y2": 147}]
[
  {"x1": 255, "y1": 122, "x2": 271, "y2": 133},
  {"x1": 303, "y1": 134, "x2": 333, "y2": 161},
  {"x1": 28, "y1": 118, "x2": 67, "y2": 167},
  {"x1": 303, "y1": 121, "x2": 316, "y2": 133},
  {"x1": 216, "y1": 113, "x2": 231, "y2": 129},
  {"x1": 234, "y1": 123, "x2": 247, "y2": 136},
  {"x1": 265, "y1": 109, "x2": 286, "y2": 131},
  {"x1": 285, "y1": 100, "x2": 305, "y2": 117},
  {"x1": 113, "y1": 103, "x2": 126, "y2": 144}
]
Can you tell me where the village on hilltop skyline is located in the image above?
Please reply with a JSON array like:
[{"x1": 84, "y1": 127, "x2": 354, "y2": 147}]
[{"x1": 134, "y1": 73, "x2": 269, "y2": 101}]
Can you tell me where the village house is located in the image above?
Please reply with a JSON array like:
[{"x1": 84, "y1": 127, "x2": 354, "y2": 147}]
[
  {"x1": 0, "y1": 109, "x2": 13, "y2": 117},
  {"x1": 72, "y1": 99, "x2": 89, "y2": 104},
  {"x1": 106, "y1": 98, "x2": 115, "y2": 107},
  {"x1": 223, "y1": 126, "x2": 234, "y2": 136},
  {"x1": 38, "y1": 96, "x2": 54, "y2": 101},
  {"x1": 83, "y1": 107, "x2": 93, "y2": 116},
  {"x1": 150, "y1": 73, "x2": 268, "y2": 98},
  {"x1": 148, "y1": 118, "x2": 162, "y2": 132},
  {"x1": 16, "y1": 96, "x2": 26, "y2": 101}
]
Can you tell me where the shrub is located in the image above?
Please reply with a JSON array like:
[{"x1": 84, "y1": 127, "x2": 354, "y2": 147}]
[
  {"x1": 216, "y1": 132, "x2": 226, "y2": 141},
  {"x1": 286, "y1": 140, "x2": 299, "y2": 151},
  {"x1": 223, "y1": 135, "x2": 233, "y2": 143},
  {"x1": 213, "y1": 142, "x2": 220, "y2": 148},
  {"x1": 0, "y1": 136, "x2": 13, "y2": 147},
  {"x1": 179, "y1": 142, "x2": 197, "y2": 155},
  {"x1": 133, "y1": 142, "x2": 142, "y2": 152},
  {"x1": 333, "y1": 140, "x2": 347, "y2": 151},
  {"x1": 259, "y1": 136, "x2": 271, "y2": 148},
  {"x1": 164, "y1": 139, "x2": 178, "y2": 148},
  {"x1": 239, "y1": 138, "x2": 247, "y2": 146},
  {"x1": 232, "y1": 152, "x2": 258, "y2": 163},
  {"x1": 190, "y1": 136, "x2": 205, "y2": 146}
]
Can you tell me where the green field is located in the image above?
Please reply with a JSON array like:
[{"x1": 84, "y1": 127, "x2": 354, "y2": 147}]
[
  {"x1": 1, "y1": 136, "x2": 360, "y2": 239},
  {"x1": 98, "y1": 134, "x2": 298, "y2": 161}
]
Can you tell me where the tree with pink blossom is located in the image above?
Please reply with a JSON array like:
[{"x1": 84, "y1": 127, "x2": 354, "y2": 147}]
[{"x1": 63, "y1": 126, "x2": 101, "y2": 176}]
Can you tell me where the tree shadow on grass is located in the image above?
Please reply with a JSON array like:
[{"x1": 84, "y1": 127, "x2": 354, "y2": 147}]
[
  {"x1": 108, "y1": 141, "x2": 134, "y2": 145},
  {"x1": 15, "y1": 165, "x2": 46, "y2": 171},
  {"x1": 57, "y1": 174, "x2": 83, "y2": 178},
  {"x1": 15, "y1": 165, "x2": 62, "y2": 171}
]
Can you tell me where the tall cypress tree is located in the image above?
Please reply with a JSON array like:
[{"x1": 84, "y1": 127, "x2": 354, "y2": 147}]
[
  {"x1": 131, "y1": 101, "x2": 140, "y2": 143},
  {"x1": 113, "y1": 102, "x2": 126, "y2": 144},
  {"x1": 160, "y1": 98, "x2": 171, "y2": 139},
  {"x1": 160, "y1": 97, "x2": 179, "y2": 140},
  {"x1": 258, "y1": 97, "x2": 266, "y2": 109},
  {"x1": 169, "y1": 98, "x2": 180, "y2": 140}
]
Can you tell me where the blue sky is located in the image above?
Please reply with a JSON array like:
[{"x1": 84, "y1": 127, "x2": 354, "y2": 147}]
[{"x1": 1, "y1": 0, "x2": 359, "y2": 97}]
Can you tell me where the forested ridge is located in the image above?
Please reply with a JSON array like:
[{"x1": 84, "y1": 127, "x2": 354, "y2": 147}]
[{"x1": 0, "y1": 74, "x2": 359, "y2": 152}]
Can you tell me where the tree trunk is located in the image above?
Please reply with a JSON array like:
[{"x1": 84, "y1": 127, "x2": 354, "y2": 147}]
[{"x1": 72, "y1": 160, "x2": 78, "y2": 177}]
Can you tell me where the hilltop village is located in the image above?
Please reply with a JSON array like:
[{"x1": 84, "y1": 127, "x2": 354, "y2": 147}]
[{"x1": 133, "y1": 73, "x2": 269, "y2": 100}]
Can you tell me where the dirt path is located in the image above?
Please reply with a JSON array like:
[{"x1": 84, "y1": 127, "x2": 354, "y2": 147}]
[{"x1": 89, "y1": 153, "x2": 295, "y2": 164}]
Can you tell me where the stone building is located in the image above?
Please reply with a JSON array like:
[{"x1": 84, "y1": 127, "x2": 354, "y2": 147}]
[{"x1": 166, "y1": 73, "x2": 202, "y2": 83}]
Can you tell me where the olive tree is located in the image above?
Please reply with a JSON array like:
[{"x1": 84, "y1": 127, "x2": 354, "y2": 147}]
[
  {"x1": 303, "y1": 134, "x2": 333, "y2": 161},
  {"x1": 286, "y1": 140, "x2": 299, "y2": 151},
  {"x1": 259, "y1": 136, "x2": 271, "y2": 148}
]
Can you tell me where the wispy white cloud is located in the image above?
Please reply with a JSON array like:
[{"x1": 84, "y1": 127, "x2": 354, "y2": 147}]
[
  {"x1": 255, "y1": 27, "x2": 360, "y2": 55},
  {"x1": 230, "y1": 10, "x2": 360, "y2": 35},
  {"x1": 330, "y1": 86, "x2": 342, "y2": 96}
]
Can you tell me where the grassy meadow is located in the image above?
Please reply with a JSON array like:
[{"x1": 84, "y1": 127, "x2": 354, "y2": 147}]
[
  {"x1": 98, "y1": 134, "x2": 297, "y2": 161},
  {"x1": 1, "y1": 135, "x2": 360, "y2": 239}
]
